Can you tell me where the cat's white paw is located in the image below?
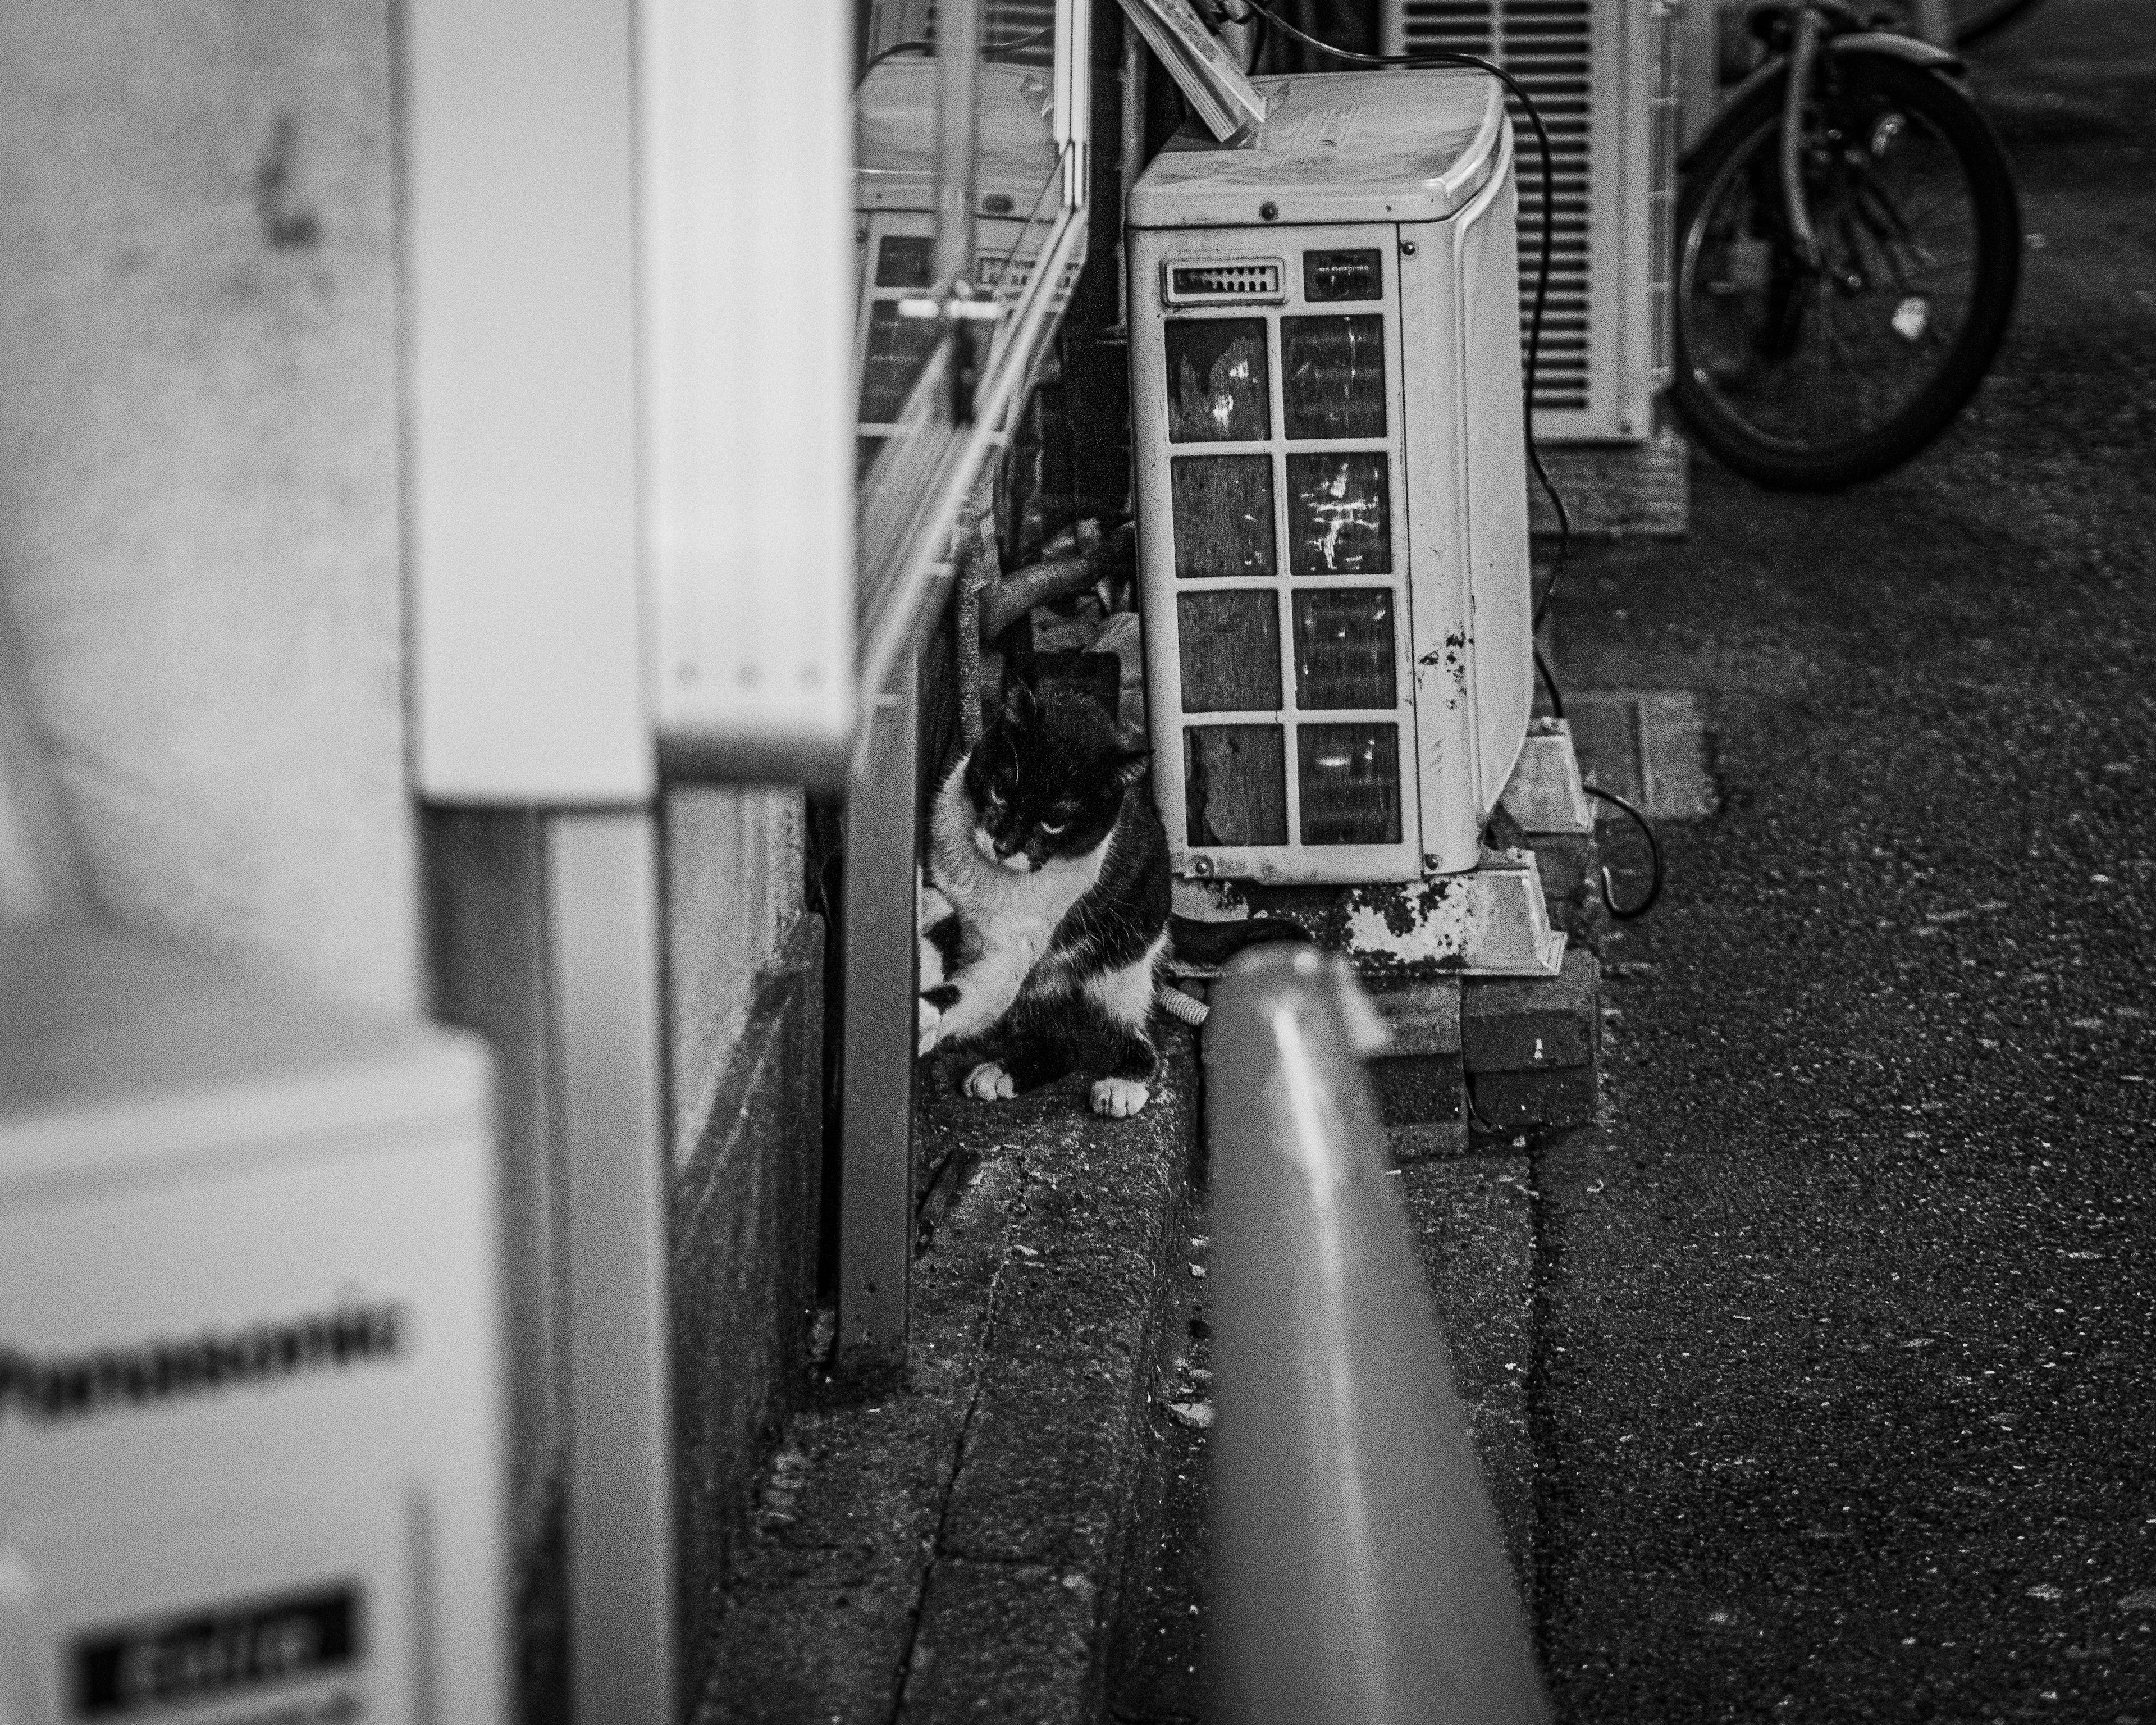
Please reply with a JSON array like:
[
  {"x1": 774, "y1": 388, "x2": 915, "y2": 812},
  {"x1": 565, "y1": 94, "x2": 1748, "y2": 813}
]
[
  {"x1": 963, "y1": 1061, "x2": 1017, "y2": 1102},
  {"x1": 1090, "y1": 1078, "x2": 1151, "y2": 1118},
  {"x1": 918, "y1": 995, "x2": 942, "y2": 1056}
]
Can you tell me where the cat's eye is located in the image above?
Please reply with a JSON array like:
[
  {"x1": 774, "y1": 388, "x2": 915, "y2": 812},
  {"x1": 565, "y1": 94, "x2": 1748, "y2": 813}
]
[{"x1": 1039, "y1": 820, "x2": 1067, "y2": 836}]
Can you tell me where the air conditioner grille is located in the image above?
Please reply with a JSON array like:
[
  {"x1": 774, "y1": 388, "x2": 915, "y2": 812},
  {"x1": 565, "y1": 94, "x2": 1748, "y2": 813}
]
[
  {"x1": 1166, "y1": 261, "x2": 1286, "y2": 303},
  {"x1": 979, "y1": 253, "x2": 1084, "y2": 300},
  {"x1": 1398, "y1": 0, "x2": 1596, "y2": 412},
  {"x1": 916, "y1": 1, "x2": 1057, "y2": 65}
]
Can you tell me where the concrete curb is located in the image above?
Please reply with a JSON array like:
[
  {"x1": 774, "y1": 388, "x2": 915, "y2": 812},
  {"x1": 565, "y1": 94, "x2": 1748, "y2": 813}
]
[{"x1": 695, "y1": 1026, "x2": 1198, "y2": 1723}]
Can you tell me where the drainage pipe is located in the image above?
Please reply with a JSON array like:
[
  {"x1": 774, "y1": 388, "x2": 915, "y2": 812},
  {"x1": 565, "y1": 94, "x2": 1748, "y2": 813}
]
[{"x1": 1206, "y1": 944, "x2": 1551, "y2": 1725}]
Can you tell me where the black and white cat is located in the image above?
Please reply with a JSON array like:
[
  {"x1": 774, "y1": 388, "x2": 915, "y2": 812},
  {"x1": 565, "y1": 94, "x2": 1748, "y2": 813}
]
[{"x1": 917, "y1": 681, "x2": 1171, "y2": 1117}]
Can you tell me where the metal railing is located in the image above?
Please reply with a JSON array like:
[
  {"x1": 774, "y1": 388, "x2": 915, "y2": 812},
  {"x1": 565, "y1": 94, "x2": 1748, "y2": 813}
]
[{"x1": 1206, "y1": 946, "x2": 1552, "y2": 1725}]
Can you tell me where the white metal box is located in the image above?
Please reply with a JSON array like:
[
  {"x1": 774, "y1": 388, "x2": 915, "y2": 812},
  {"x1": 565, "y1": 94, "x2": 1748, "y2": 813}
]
[
  {"x1": 1382, "y1": 0, "x2": 1677, "y2": 444},
  {"x1": 405, "y1": 0, "x2": 854, "y2": 798},
  {"x1": 0, "y1": 928, "x2": 506, "y2": 1725},
  {"x1": 1129, "y1": 70, "x2": 1533, "y2": 884}
]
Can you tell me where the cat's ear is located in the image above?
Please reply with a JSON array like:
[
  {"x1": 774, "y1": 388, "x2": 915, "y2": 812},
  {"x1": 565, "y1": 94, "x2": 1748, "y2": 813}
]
[
  {"x1": 1113, "y1": 749, "x2": 1153, "y2": 790},
  {"x1": 1000, "y1": 678, "x2": 1039, "y2": 732}
]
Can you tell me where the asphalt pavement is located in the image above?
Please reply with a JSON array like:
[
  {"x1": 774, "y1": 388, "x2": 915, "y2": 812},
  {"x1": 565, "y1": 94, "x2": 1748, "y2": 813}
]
[{"x1": 1536, "y1": 4, "x2": 2156, "y2": 1719}]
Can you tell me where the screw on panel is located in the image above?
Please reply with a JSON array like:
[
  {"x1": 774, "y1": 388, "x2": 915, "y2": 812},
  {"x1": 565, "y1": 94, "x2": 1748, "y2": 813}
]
[
  {"x1": 1400, "y1": 239, "x2": 1417, "y2": 255},
  {"x1": 1259, "y1": 202, "x2": 1279, "y2": 222},
  {"x1": 1423, "y1": 854, "x2": 1441, "y2": 871}
]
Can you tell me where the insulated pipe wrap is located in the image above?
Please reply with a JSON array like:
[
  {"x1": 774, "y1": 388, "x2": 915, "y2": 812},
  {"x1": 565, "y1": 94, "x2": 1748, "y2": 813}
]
[{"x1": 1205, "y1": 944, "x2": 1550, "y2": 1725}]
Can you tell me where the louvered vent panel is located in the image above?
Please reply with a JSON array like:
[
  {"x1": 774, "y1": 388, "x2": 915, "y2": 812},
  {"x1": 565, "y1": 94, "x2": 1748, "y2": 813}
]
[
  {"x1": 978, "y1": 250, "x2": 1085, "y2": 306},
  {"x1": 1647, "y1": 0, "x2": 1677, "y2": 391},
  {"x1": 918, "y1": 1, "x2": 1058, "y2": 64},
  {"x1": 1396, "y1": 0, "x2": 1596, "y2": 414},
  {"x1": 1166, "y1": 261, "x2": 1286, "y2": 302}
]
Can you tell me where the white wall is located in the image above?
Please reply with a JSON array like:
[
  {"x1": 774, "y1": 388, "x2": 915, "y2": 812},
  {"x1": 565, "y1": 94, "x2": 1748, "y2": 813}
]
[
  {"x1": 0, "y1": 0, "x2": 418, "y2": 1011},
  {"x1": 666, "y1": 788, "x2": 807, "y2": 1166}
]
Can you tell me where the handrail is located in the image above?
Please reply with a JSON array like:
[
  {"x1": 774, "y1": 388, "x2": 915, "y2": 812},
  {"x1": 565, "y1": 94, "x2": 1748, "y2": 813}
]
[{"x1": 1205, "y1": 945, "x2": 1551, "y2": 1725}]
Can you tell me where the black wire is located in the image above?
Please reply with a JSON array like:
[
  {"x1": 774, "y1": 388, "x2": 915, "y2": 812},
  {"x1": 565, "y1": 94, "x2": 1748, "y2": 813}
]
[
  {"x1": 1586, "y1": 784, "x2": 1664, "y2": 920},
  {"x1": 1227, "y1": 0, "x2": 1573, "y2": 626},
  {"x1": 855, "y1": 25, "x2": 1058, "y2": 89},
  {"x1": 856, "y1": 37, "x2": 931, "y2": 86},
  {"x1": 1533, "y1": 644, "x2": 1565, "y2": 720}
]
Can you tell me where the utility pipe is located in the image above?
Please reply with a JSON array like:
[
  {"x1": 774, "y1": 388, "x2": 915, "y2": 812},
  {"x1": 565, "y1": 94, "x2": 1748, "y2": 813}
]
[{"x1": 1207, "y1": 944, "x2": 1551, "y2": 1725}]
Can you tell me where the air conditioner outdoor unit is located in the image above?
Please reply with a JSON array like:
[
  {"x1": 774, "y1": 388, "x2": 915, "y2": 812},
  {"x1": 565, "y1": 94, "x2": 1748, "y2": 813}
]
[
  {"x1": 1128, "y1": 69, "x2": 1564, "y2": 976},
  {"x1": 0, "y1": 927, "x2": 507, "y2": 1725},
  {"x1": 1382, "y1": 0, "x2": 1675, "y2": 445},
  {"x1": 853, "y1": 57, "x2": 1088, "y2": 477}
]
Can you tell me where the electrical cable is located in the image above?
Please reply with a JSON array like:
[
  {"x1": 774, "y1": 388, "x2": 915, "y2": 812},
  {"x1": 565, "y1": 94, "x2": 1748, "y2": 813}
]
[
  {"x1": 1585, "y1": 784, "x2": 1664, "y2": 920},
  {"x1": 1225, "y1": 0, "x2": 1573, "y2": 626},
  {"x1": 1536, "y1": 645, "x2": 1663, "y2": 921},
  {"x1": 1533, "y1": 644, "x2": 1565, "y2": 720}
]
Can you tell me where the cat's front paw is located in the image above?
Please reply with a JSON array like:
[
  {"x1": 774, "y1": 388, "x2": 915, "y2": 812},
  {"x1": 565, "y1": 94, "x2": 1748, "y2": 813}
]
[
  {"x1": 963, "y1": 1061, "x2": 1017, "y2": 1102},
  {"x1": 919, "y1": 995, "x2": 942, "y2": 1056},
  {"x1": 1090, "y1": 1078, "x2": 1151, "y2": 1118}
]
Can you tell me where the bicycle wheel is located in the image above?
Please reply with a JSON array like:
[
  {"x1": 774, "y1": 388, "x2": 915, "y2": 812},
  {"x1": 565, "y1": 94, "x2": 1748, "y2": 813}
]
[{"x1": 1671, "y1": 51, "x2": 2021, "y2": 490}]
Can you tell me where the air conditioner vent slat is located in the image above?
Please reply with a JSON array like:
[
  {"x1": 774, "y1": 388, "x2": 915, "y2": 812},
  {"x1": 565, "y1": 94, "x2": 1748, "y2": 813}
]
[{"x1": 1164, "y1": 259, "x2": 1287, "y2": 305}]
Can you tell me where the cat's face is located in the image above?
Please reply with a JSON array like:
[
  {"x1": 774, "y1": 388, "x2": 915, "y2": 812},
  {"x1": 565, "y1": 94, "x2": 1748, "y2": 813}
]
[{"x1": 965, "y1": 683, "x2": 1146, "y2": 874}]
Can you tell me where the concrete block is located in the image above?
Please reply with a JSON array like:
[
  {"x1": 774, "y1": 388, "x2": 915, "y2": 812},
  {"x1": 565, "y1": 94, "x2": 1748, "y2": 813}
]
[
  {"x1": 1368, "y1": 1051, "x2": 1465, "y2": 1147},
  {"x1": 935, "y1": 1037, "x2": 1194, "y2": 1572},
  {"x1": 1470, "y1": 1065, "x2": 1601, "y2": 1130},
  {"x1": 1367, "y1": 975, "x2": 1463, "y2": 1055},
  {"x1": 1568, "y1": 689, "x2": 1718, "y2": 822},
  {"x1": 700, "y1": 1031, "x2": 1200, "y2": 1723},
  {"x1": 1463, "y1": 946, "x2": 1600, "y2": 1073},
  {"x1": 1528, "y1": 428, "x2": 1690, "y2": 537},
  {"x1": 905, "y1": 1561, "x2": 1099, "y2": 1725}
]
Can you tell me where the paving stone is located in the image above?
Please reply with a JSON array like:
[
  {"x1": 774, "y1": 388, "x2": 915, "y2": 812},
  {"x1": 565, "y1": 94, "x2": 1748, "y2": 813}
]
[
  {"x1": 1568, "y1": 688, "x2": 1716, "y2": 822},
  {"x1": 1367, "y1": 975, "x2": 1462, "y2": 1055},
  {"x1": 1470, "y1": 1064, "x2": 1600, "y2": 1130},
  {"x1": 697, "y1": 1027, "x2": 1198, "y2": 1724},
  {"x1": 1463, "y1": 946, "x2": 1600, "y2": 1073},
  {"x1": 1368, "y1": 1050, "x2": 1467, "y2": 1159},
  {"x1": 902, "y1": 1560, "x2": 1099, "y2": 1725}
]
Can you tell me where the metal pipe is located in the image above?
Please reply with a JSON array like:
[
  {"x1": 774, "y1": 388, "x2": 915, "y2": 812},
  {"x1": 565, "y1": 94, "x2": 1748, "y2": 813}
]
[
  {"x1": 837, "y1": 651, "x2": 922, "y2": 1373},
  {"x1": 1207, "y1": 945, "x2": 1551, "y2": 1725},
  {"x1": 933, "y1": 0, "x2": 981, "y2": 299},
  {"x1": 1780, "y1": 6, "x2": 1825, "y2": 268}
]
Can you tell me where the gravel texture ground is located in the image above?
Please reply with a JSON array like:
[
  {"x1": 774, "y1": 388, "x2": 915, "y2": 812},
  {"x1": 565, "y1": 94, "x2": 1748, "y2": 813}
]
[{"x1": 1536, "y1": 6, "x2": 2156, "y2": 1718}]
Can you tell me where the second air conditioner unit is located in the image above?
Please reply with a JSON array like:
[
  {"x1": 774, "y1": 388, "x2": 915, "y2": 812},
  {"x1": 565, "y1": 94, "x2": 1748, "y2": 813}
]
[{"x1": 1382, "y1": 0, "x2": 1676, "y2": 445}]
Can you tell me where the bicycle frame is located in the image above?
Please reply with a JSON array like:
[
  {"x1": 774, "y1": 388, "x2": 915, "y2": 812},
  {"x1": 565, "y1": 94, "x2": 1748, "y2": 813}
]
[{"x1": 1690, "y1": 2, "x2": 1968, "y2": 276}]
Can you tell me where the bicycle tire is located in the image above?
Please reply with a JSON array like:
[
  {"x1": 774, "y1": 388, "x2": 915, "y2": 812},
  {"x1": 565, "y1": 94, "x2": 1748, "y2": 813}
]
[{"x1": 1670, "y1": 51, "x2": 2021, "y2": 491}]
